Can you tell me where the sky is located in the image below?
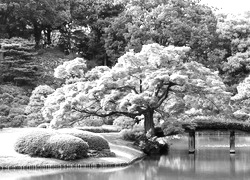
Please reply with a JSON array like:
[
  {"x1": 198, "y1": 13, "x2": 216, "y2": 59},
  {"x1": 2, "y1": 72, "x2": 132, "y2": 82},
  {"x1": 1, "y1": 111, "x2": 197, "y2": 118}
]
[{"x1": 200, "y1": 0, "x2": 250, "y2": 14}]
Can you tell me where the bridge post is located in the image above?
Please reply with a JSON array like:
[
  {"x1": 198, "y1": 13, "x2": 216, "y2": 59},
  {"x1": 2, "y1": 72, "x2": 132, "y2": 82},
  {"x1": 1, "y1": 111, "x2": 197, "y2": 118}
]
[
  {"x1": 188, "y1": 131, "x2": 195, "y2": 154},
  {"x1": 230, "y1": 130, "x2": 235, "y2": 154}
]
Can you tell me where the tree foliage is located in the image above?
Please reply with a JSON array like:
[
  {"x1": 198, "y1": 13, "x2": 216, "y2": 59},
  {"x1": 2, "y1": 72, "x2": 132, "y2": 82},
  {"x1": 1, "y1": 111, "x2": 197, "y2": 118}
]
[
  {"x1": 0, "y1": 0, "x2": 71, "y2": 46},
  {"x1": 217, "y1": 13, "x2": 250, "y2": 86},
  {"x1": 104, "y1": 0, "x2": 218, "y2": 66},
  {"x1": 231, "y1": 75, "x2": 250, "y2": 121},
  {"x1": 43, "y1": 43, "x2": 229, "y2": 135},
  {"x1": 68, "y1": 0, "x2": 124, "y2": 66},
  {"x1": 25, "y1": 85, "x2": 54, "y2": 127}
]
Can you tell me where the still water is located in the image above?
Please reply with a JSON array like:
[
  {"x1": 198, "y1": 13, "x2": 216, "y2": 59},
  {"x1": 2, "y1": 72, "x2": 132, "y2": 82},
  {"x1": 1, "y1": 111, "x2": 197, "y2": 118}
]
[{"x1": 2, "y1": 132, "x2": 250, "y2": 180}]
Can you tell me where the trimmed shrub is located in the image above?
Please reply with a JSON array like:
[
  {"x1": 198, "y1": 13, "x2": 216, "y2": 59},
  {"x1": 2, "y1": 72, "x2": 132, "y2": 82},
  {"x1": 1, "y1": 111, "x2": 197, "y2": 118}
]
[
  {"x1": 14, "y1": 129, "x2": 55, "y2": 157},
  {"x1": 76, "y1": 125, "x2": 120, "y2": 133},
  {"x1": 11, "y1": 115, "x2": 26, "y2": 127},
  {"x1": 9, "y1": 107, "x2": 25, "y2": 116},
  {"x1": 13, "y1": 95, "x2": 30, "y2": 105},
  {"x1": 0, "y1": 93, "x2": 14, "y2": 105},
  {"x1": 0, "y1": 116, "x2": 9, "y2": 124},
  {"x1": 0, "y1": 85, "x2": 29, "y2": 97},
  {"x1": 103, "y1": 116, "x2": 115, "y2": 125},
  {"x1": 113, "y1": 116, "x2": 135, "y2": 130},
  {"x1": 0, "y1": 85, "x2": 30, "y2": 128},
  {"x1": 76, "y1": 117, "x2": 104, "y2": 127},
  {"x1": 26, "y1": 113, "x2": 44, "y2": 127},
  {"x1": 0, "y1": 105, "x2": 10, "y2": 116},
  {"x1": 120, "y1": 128, "x2": 144, "y2": 141},
  {"x1": 14, "y1": 129, "x2": 90, "y2": 160},
  {"x1": 46, "y1": 134, "x2": 89, "y2": 160},
  {"x1": 25, "y1": 85, "x2": 55, "y2": 127},
  {"x1": 58, "y1": 128, "x2": 110, "y2": 151},
  {"x1": 161, "y1": 120, "x2": 185, "y2": 136}
]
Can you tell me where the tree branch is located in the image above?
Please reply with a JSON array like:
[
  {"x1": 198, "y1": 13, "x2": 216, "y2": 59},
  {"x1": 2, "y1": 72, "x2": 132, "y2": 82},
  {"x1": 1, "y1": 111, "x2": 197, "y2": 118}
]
[
  {"x1": 72, "y1": 106, "x2": 143, "y2": 119},
  {"x1": 154, "y1": 81, "x2": 177, "y2": 109},
  {"x1": 154, "y1": 80, "x2": 164, "y2": 97},
  {"x1": 115, "y1": 85, "x2": 139, "y2": 94}
]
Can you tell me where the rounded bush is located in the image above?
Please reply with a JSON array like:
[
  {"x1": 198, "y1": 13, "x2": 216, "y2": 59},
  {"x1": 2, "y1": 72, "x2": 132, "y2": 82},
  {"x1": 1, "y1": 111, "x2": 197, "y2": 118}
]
[
  {"x1": 26, "y1": 113, "x2": 44, "y2": 127},
  {"x1": 0, "y1": 93, "x2": 14, "y2": 104},
  {"x1": 47, "y1": 134, "x2": 89, "y2": 160},
  {"x1": 11, "y1": 115, "x2": 26, "y2": 127},
  {"x1": 0, "y1": 116, "x2": 9, "y2": 124},
  {"x1": 77, "y1": 117, "x2": 104, "y2": 127},
  {"x1": 0, "y1": 105, "x2": 10, "y2": 116},
  {"x1": 58, "y1": 128, "x2": 110, "y2": 151},
  {"x1": 113, "y1": 116, "x2": 135, "y2": 130},
  {"x1": 120, "y1": 128, "x2": 144, "y2": 141},
  {"x1": 0, "y1": 124, "x2": 5, "y2": 129},
  {"x1": 9, "y1": 107, "x2": 25, "y2": 116},
  {"x1": 14, "y1": 129, "x2": 90, "y2": 160},
  {"x1": 14, "y1": 129, "x2": 55, "y2": 157}
]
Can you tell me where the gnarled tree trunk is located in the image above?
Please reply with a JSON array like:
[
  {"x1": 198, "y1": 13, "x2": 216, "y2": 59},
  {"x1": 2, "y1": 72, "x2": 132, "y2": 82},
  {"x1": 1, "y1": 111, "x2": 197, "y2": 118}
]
[{"x1": 144, "y1": 109, "x2": 155, "y2": 136}]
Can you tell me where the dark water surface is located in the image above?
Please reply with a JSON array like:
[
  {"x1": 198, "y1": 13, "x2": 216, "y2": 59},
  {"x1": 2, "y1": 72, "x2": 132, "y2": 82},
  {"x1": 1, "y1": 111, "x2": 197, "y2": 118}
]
[{"x1": 2, "y1": 132, "x2": 250, "y2": 180}]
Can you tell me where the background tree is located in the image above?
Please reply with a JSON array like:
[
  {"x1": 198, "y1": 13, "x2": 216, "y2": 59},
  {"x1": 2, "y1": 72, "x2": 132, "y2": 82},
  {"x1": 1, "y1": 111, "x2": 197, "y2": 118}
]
[
  {"x1": 217, "y1": 13, "x2": 250, "y2": 88},
  {"x1": 231, "y1": 75, "x2": 250, "y2": 121},
  {"x1": 42, "y1": 43, "x2": 229, "y2": 135},
  {"x1": 0, "y1": 1, "x2": 29, "y2": 38},
  {"x1": 104, "y1": 0, "x2": 218, "y2": 66},
  {"x1": 0, "y1": 0, "x2": 72, "y2": 47},
  {"x1": 68, "y1": 0, "x2": 124, "y2": 66}
]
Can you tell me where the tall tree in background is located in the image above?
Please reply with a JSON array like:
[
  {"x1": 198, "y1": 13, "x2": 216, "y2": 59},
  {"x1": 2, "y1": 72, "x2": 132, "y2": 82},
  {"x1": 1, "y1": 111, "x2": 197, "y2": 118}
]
[
  {"x1": 0, "y1": 1, "x2": 28, "y2": 38},
  {"x1": 17, "y1": 0, "x2": 71, "y2": 47},
  {"x1": 216, "y1": 13, "x2": 250, "y2": 88},
  {"x1": 104, "y1": 0, "x2": 218, "y2": 66},
  {"x1": 69, "y1": 0, "x2": 124, "y2": 66},
  {"x1": 231, "y1": 75, "x2": 250, "y2": 121},
  {"x1": 0, "y1": 0, "x2": 71, "y2": 46}
]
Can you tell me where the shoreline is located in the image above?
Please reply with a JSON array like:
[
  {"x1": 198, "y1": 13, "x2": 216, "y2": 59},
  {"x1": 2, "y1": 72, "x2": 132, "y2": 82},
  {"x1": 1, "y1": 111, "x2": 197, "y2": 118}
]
[
  {"x1": 0, "y1": 143, "x2": 145, "y2": 170},
  {"x1": 0, "y1": 129, "x2": 146, "y2": 170}
]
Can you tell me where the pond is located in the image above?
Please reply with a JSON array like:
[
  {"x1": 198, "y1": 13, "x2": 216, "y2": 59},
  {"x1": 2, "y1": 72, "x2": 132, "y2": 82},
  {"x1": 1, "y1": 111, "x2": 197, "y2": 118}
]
[{"x1": 1, "y1": 131, "x2": 250, "y2": 180}]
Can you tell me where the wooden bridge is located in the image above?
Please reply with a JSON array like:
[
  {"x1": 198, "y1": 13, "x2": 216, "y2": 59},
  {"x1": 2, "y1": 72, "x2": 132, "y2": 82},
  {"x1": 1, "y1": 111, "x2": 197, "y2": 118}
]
[
  {"x1": 182, "y1": 120, "x2": 250, "y2": 154},
  {"x1": 187, "y1": 130, "x2": 236, "y2": 154}
]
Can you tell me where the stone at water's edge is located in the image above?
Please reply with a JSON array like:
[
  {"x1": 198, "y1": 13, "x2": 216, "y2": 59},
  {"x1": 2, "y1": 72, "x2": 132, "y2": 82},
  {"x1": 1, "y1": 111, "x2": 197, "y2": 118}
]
[{"x1": 140, "y1": 137, "x2": 169, "y2": 155}]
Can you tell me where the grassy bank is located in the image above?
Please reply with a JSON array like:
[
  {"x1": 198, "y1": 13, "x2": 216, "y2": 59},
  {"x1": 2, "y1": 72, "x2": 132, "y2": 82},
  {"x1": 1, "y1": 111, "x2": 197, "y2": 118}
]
[{"x1": 0, "y1": 128, "x2": 145, "y2": 169}]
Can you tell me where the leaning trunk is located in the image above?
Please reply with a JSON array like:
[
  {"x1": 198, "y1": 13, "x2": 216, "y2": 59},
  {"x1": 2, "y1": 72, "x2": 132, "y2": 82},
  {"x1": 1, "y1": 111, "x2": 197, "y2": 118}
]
[{"x1": 144, "y1": 109, "x2": 155, "y2": 136}]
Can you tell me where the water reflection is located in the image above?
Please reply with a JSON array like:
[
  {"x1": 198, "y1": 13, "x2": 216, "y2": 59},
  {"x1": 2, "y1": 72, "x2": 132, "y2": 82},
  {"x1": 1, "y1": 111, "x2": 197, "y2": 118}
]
[{"x1": 2, "y1": 133, "x2": 250, "y2": 180}]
